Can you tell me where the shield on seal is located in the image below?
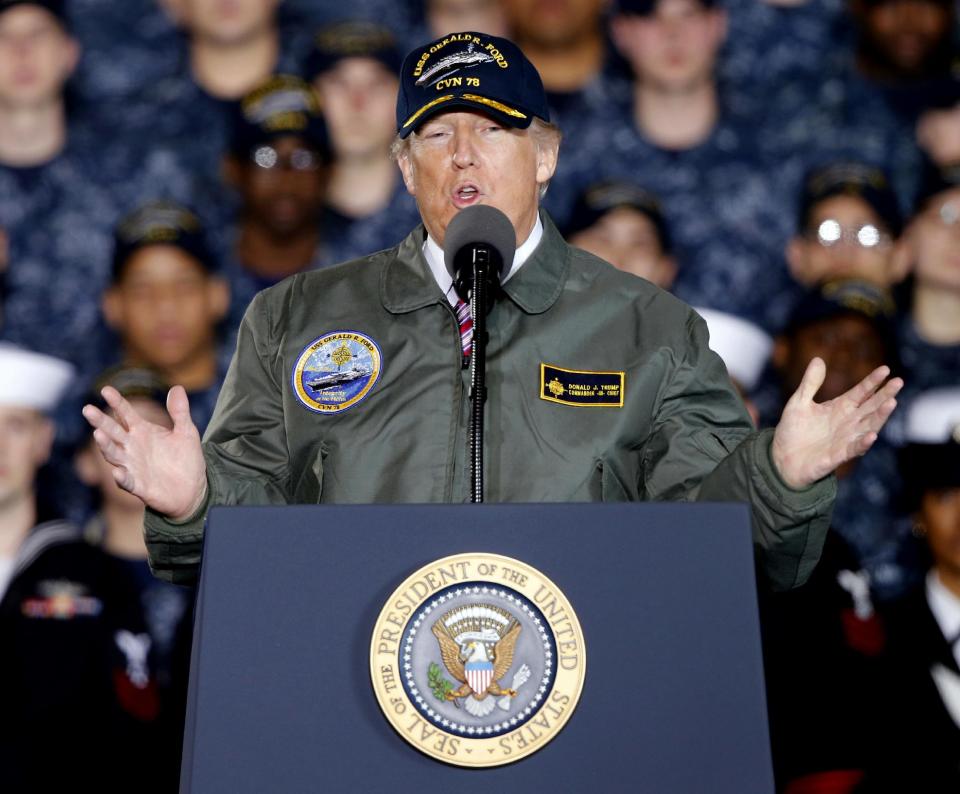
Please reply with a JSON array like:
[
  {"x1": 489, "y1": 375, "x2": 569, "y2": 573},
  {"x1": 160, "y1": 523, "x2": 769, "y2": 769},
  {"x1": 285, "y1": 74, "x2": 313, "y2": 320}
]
[{"x1": 466, "y1": 658, "x2": 494, "y2": 696}]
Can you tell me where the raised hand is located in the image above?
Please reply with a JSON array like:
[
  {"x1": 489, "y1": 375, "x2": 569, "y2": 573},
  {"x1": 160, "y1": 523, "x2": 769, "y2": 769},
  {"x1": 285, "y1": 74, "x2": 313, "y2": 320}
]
[
  {"x1": 82, "y1": 385, "x2": 207, "y2": 521},
  {"x1": 771, "y1": 358, "x2": 903, "y2": 490}
]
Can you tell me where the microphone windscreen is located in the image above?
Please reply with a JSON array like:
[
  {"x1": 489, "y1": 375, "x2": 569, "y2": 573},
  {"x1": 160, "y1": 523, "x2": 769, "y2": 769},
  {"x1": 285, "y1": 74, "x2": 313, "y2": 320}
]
[{"x1": 443, "y1": 205, "x2": 517, "y2": 281}]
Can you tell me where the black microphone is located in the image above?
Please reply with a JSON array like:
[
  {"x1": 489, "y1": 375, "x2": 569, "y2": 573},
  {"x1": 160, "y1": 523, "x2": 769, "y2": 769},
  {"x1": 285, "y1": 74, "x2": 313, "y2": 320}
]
[{"x1": 443, "y1": 205, "x2": 517, "y2": 304}]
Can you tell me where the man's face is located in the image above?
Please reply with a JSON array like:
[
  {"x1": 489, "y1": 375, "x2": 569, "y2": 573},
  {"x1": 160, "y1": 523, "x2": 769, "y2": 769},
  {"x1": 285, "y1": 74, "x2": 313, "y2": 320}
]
[
  {"x1": 907, "y1": 187, "x2": 960, "y2": 291},
  {"x1": 780, "y1": 314, "x2": 887, "y2": 401},
  {"x1": 787, "y1": 195, "x2": 903, "y2": 287},
  {"x1": 0, "y1": 5, "x2": 78, "y2": 108},
  {"x1": 236, "y1": 135, "x2": 328, "y2": 237},
  {"x1": 314, "y1": 58, "x2": 399, "y2": 159},
  {"x1": 428, "y1": 0, "x2": 508, "y2": 38},
  {"x1": 920, "y1": 486, "x2": 960, "y2": 579},
  {"x1": 569, "y1": 207, "x2": 676, "y2": 288},
  {"x1": 0, "y1": 405, "x2": 52, "y2": 514},
  {"x1": 860, "y1": 0, "x2": 952, "y2": 76},
  {"x1": 502, "y1": 0, "x2": 607, "y2": 47},
  {"x1": 104, "y1": 246, "x2": 227, "y2": 373},
  {"x1": 397, "y1": 110, "x2": 559, "y2": 247},
  {"x1": 172, "y1": 0, "x2": 278, "y2": 46},
  {"x1": 611, "y1": 0, "x2": 726, "y2": 92}
]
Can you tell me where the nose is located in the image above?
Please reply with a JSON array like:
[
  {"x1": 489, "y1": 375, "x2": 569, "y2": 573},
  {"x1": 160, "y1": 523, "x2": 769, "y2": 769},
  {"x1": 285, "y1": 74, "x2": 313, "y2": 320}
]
[{"x1": 451, "y1": 130, "x2": 478, "y2": 169}]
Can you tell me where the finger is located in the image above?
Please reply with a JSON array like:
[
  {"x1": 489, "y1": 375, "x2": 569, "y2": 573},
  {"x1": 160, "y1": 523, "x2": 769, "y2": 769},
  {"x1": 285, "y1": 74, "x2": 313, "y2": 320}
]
[
  {"x1": 86, "y1": 407, "x2": 128, "y2": 447},
  {"x1": 167, "y1": 385, "x2": 195, "y2": 433},
  {"x1": 859, "y1": 397, "x2": 899, "y2": 436},
  {"x1": 82, "y1": 404, "x2": 109, "y2": 430},
  {"x1": 855, "y1": 377, "x2": 903, "y2": 421},
  {"x1": 101, "y1": 386, "x2": 142, "y2": 431},
  {"x1": 93, "y1": 429, "x2": 127, "y2": 468},
  {"x1": 111, "y1": 465, "x2": 136, "y2": 494},
  {"x1": 796, "y1": 357, "x2": 827, "y2": 403},
  {"x1": 842, "y1": 365, "x2": 891, "y2": 408}
]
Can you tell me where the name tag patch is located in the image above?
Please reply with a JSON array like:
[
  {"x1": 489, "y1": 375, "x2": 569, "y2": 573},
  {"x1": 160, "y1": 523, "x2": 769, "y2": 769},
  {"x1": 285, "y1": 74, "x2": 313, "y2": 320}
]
[{"x1": 539, "y1": 363, "x2": 624, "y2": 407}]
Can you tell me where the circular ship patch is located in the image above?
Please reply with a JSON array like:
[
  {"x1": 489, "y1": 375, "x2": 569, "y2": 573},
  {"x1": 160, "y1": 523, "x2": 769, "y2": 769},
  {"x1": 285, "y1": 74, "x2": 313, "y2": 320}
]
[
  {"x1": 370, "y1": 553, "x2": 586, "y2": 767},
  {"x1": 292, "y1": 331, "x2": 382, "y2": 414}
]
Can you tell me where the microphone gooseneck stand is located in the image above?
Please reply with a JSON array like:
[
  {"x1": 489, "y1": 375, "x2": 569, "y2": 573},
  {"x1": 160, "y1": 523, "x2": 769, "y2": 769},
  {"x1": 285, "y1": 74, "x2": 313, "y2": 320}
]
[{"x1": 468, "y1": 248, "x2": 491, "y2": 504}]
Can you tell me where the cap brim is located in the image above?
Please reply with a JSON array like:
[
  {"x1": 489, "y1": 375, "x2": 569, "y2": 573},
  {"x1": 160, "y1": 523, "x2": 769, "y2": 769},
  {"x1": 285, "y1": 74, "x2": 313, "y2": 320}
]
[{"x1": 399, "y1": 94, "x2": 533, "y2": 138}]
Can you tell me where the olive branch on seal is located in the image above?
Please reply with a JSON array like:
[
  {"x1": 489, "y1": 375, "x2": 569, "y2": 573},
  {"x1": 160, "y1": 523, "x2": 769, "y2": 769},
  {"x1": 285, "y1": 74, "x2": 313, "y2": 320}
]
[{"x1": 428, "y1": 662, "x2": 455, "y2": 701}]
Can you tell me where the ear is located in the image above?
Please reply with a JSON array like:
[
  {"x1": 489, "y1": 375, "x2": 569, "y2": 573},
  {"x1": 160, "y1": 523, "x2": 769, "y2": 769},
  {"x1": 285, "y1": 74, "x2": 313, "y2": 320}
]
[
  {"x1": 101, "y1": 286, "x2": 124, "y2": 331},
  {"x1": 785, "y1": 237, "x2": 811, "y2": 285},
  {"x1": 535, "y1": 131, "x2": 560, "y2": 186},
  {"x1": 62, "y1": 37, "x2": 81, "y2": 79},
  {"x1": 654, "y1": 254, "x2": 678, "y2": 290},
  {"x1": 772, "y1": 335, "x2": 790, "y2": 372},
  {"x1": 888, "y1": 237, "x2": 912, "y2": 283},
  {"x1": 31, "y1": 416, "x2": 55, "y2": 468},
  {"x1": 206, "y1": 276, "x2": 230, "y2": 323},
  {"x1": 222, "y1": 155, "x2": 243, "y2": 190},
  {"x1": 397, "y1": 149, "x2": 417, "y2": 197},
  {"x1": 74, "y1": 443, "x2": 101, "y2": 487},
  {"x1": 709, "y1": 8, "x2": 728, "y2": 46}
]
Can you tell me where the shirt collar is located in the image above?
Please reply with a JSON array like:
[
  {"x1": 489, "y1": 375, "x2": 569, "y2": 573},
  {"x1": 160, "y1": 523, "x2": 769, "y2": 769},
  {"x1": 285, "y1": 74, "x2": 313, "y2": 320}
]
[
  {"x1": 423, "y1": 215, "x2": 544, "y2": 306},
  {"x1": 927, "y1": 569, "x2": 960, "y2": 653}
]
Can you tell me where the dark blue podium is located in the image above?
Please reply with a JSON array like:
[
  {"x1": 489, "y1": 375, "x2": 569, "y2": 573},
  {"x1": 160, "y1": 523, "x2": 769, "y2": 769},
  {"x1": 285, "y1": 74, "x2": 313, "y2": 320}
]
[{"x1": 181, "y1": 503, "x2": 774, "y2": 793}]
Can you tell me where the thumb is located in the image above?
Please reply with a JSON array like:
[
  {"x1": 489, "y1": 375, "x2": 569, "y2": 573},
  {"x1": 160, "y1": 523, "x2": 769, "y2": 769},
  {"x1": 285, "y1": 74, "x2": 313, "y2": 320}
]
[
  {"x1": 166, "y1": 385, "x2": 195, "y2": 432},
  {"x1": 796, "y1": 356, "x2": 826, "y2": 404}
]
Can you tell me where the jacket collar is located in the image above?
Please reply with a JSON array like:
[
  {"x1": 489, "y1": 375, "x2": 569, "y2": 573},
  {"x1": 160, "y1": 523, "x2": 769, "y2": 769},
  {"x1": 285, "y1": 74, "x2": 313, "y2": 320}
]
[{"x1": 381, "y1": 210, "x2": 569, "y2": 316}]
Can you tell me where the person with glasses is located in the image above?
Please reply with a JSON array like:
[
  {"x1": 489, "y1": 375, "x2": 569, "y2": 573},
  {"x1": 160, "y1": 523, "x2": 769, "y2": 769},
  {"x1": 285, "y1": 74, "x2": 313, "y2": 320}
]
[
  {"x1": 785, "y1": 161, "x2": 909, "y2": 291},
  {"x1": 218, "y1": 74, "x2": 335, "y2": 333}
]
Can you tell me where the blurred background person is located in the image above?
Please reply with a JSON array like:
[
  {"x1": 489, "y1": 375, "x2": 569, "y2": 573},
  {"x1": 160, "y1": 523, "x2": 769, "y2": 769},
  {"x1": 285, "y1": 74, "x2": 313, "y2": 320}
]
[
  {"x1": 103, "y1": 201, "x2": 229, "y2": 434},
  {"x1": 425, "y1": 0, "x2": 508, "y2": 38},
  {"x1": 307, "y1": 21, "x2": 419, "y2": 259},
  {"x1": 564, "y1": 179, "x2": 677, "y2": 289},
  {"x1": 897, "y1": 162, "x2": 960, "y2": 399},
  {"x1": 773, "y1": 281, "x2": 908, "y2": 596},
  {"x1": 786, "y1": 161, "x2": 908, "y2": 289},
  {"x1": 0, "y1": 344, "x2": 161, "y2": 793},
  {"x1": 75, "y1": 365, "x2": 192, "y2": 792},
  {"x1": 564, "y1": 0, "x2": 800, "y2": 330},
  {"x1": 219, "y1": 75, "x2": 334, "y2": 329},
  {"x1": 863, "y1": 387, "x2": 960, "y2": 792}
]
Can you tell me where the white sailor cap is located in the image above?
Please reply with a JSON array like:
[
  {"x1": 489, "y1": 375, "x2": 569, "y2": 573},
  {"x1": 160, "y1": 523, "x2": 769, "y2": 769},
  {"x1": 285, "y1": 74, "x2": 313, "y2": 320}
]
[
  {"x1": 695, "y1": 308, "x2": 773, "y2": 391},
  {"x1": 0, "y1": 343, "x2": 74, "y2": 412},
  {"x1": 905, "y1": 387, "x2": 960, "y2": 445}
]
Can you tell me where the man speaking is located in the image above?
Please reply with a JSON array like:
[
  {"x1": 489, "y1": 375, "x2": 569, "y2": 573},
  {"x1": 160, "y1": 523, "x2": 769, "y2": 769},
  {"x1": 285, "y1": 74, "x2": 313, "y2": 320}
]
[{"x1": 83, "y1": 33, "x2": 902, "y2": 591}]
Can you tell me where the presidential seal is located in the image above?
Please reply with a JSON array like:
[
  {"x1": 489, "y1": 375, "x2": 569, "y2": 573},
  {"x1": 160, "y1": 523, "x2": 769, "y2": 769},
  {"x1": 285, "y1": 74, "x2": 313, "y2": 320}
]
[
  {"x1": 370, "y1": 553, "x2": 586, "y2": 767},
  {"x1": 292, "y1": 331, "x2": 382, "y2": 414}
]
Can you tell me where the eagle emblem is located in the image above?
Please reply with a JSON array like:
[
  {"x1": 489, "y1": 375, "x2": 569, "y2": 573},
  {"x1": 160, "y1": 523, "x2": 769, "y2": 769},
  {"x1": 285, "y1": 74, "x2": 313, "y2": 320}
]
[{"x1": 430, "y1": 604, "x2": 531, "y2": 718}]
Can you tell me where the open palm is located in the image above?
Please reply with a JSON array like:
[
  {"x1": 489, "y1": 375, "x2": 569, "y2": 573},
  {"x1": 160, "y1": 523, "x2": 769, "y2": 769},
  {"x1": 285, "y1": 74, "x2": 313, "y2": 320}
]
[
  {"x1": 82, "y1": 385, "x2": 207, "y2": 520},
  {"x1": 771, "y1": 358, "x2": 903, "y2": 489}
]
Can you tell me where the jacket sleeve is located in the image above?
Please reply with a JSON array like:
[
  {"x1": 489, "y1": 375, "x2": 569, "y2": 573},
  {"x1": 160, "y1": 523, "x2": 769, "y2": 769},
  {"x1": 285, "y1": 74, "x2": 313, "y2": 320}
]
[
  {"x1": 640, "y1": 310, "x2": 836, "y2": 592},
  {"x1": 145, "y1": 290, "x2": 293, "y2": 585}
]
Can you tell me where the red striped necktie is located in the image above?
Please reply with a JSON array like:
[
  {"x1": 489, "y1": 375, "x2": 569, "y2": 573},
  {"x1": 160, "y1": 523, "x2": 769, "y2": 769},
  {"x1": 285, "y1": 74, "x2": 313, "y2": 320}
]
[{"x1": 455, "y1": 298, "x2": 473, "y2": 357}]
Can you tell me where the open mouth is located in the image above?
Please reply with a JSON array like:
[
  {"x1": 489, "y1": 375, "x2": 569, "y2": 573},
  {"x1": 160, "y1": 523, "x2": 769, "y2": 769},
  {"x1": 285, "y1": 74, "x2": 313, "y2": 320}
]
[{"x1": 452, "y1": 183, "x2": 482, "y2": 208}]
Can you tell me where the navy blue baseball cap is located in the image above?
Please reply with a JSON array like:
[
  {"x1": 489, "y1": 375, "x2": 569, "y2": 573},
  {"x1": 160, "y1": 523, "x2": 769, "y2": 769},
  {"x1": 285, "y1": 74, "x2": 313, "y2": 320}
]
[
  {"x1": 230, "y1": 75, "x2": 331, "y2": 161},
  {"x1": 565, "y1": 180, "x2": 672, "y2": 252},
  {"x1": 112, "y1": 200, "x2": 215, "y2": 282},
  {"x1": 306, "y1": 21, "x2": 402, "y2": 80},
  {"x1": 798, "y1": 161, "x2": 903, "y2": 237},
  {"x1": 396, "y1": 32, "x2": 550, "y2": 139}
]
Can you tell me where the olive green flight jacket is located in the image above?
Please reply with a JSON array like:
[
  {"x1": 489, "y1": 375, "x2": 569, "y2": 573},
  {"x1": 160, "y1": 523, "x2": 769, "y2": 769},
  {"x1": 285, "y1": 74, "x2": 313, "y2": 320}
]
[{"x1": 145, "y1": 213, "x2": 835, "y2": 589}]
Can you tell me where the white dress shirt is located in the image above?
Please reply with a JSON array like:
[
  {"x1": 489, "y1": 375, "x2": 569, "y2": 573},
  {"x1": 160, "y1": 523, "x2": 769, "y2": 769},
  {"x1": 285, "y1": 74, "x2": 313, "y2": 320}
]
[{"x1": 423, "y1": 215, "x2": 544, "y2": 306}]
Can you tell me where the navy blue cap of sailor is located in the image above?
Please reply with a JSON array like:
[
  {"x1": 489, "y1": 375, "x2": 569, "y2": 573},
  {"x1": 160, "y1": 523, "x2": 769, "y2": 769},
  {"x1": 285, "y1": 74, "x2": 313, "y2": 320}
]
[{"x1": 396, "y1": 32, "x2": 550, "y2": 139}]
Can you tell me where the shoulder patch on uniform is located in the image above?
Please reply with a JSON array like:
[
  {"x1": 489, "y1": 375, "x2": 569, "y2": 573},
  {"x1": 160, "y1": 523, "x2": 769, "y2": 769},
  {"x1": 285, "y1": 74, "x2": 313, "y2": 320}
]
[
  {"x1": 292, "y1": 331, "x2": 382, "y2": 414},
  {"x1": 539, "y1": 363, "x2": 624, "y2": 407}
]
